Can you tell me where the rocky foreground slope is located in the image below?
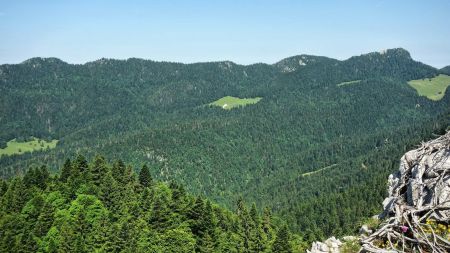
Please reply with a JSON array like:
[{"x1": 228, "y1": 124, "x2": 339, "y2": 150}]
[{"x1": 309, "y1": 131, "x2": 450, "y2": 253}]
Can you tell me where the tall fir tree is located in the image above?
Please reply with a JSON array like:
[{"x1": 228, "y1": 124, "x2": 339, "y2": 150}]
[
  {"x1": 272, "y1": 225, "x2": 292, "y2": 253},
  {"x1": 138, "y1": 164, "x2": 152, "y2": 188},
  {"x1": 90, "y1": 155, "x2": 109, "y2": 187},
  {"x1": 59, "y1": 158, "x2": 72, "y2": 183}
]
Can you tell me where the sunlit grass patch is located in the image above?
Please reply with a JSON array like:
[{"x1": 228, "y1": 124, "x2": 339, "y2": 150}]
[
  {"x1": 209, "y1": 96, "x2": 262, "y2": 110},
  {"x1": 0, "y1": 137, "x2": 58, "y2": 156}
]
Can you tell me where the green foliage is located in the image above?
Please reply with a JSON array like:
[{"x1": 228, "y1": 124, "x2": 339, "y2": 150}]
[
  {"x1": 139, "y1": 164, "x2": 152, "y2": 187},
  {"x1": 340, "y1": 239, "x2": 361, "y2": 253},
  {"x1": 272, "y1": 225, "x2": 292, "y2": 253},
  {"x1": 0, "y1": 156, "x2": 301, "y2": 252},
  {"x1": 360, "y1": 217, "x2": 381, "y2": 231},
  {"x1": 0, "y1": 48, "x2": 449, "y2": 242}
]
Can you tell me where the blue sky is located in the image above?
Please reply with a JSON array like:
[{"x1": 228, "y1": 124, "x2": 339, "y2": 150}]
[{"x1": 1, "y1": 0, "x2": 449, "y2": 67}]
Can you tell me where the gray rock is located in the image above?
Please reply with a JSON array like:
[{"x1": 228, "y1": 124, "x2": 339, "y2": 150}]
[
  {"x1": 307, "y1": 236, "x2": 342, "y2": 253},
  {"x1": 381, "y1": 132, "x2": 450, "y2": 221},
  {"x1": 359, "y1": 225, "x2": 372, "y2": 235}
]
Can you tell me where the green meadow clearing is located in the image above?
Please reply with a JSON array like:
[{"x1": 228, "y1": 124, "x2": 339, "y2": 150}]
[
  {"x1": 336, "y1": 80, "x2": 361, "y2": 87},
  {"x1": 0, "y1": 137, "x2": 58, "y2": 156},
  {"x1": 209, "y1": 96, "x2": 262, "y2": 110},
  {"x1": 408, "y1": 74, "x2": 450, "y2": 101},
  {"x1": 301, "y1": 164, "x2": 338, "y2": 177}
]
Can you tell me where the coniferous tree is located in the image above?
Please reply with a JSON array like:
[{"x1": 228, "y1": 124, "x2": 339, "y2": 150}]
[
  {"x1": 188, "y1": 196, "x2": 206, "y2": 237},
  {"x1": 0, "y1": 180, "x2": 7, "y2": 197},
  {"x1": 112, "y1": 159, "x2": 126, "y2": 185},
  {"x1": 139, "y1": 164, "x2": 152, "y2": 187},
  {"x1": 90, "y1": 155, "x2": 108, "y2": 187},
  {"x1": 36, "y1": 165, "x2": 50, "y2": 190},
  {"x1": 149, "y1": 185, "x2": 172, "y2": 231},
  {"x1": 1, "y1": 177, "x2": 28, "y2": 214},
  {"x1": 23, "y1": 167, "x2": 37, "y2": 188},
  {"x1": 33, "y1": 201, "x2": 55, "y2": 237},
  {"x1": 73, "y1": 154, "x2": 88, "y2": 176},
  {"x1": 249, "y1": 203, "x2": 267, "y2": 252},
  {"x1": 59, "y1": 158, "x2": 72, "y2": 182},
  {"x1": 272, "y1": 225, "x2": 292, "y2": 253},
  {"x1": 263, "y1": 207, "x2": 274, "y2": 242}
]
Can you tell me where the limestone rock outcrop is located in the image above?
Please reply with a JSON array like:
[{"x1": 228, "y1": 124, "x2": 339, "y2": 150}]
[
  {"x1": 307, "y1": 237, "x2": 342, "y2": 253},
  {"x1": 362, "y1": 132, "x2": 450, "y2": 252}
]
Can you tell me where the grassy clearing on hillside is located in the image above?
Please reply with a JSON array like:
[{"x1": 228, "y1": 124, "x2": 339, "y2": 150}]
[
  {"x1": 209, "y1": 96, "x2": 262, "y2": 110},
  {"x1": 408, "y1": 74, "x2": 450, "y2": 101},
  {"x1": 337, "y1": 80, "x2": 362, "y2": 87},
  {"x1": 301, "y1": 164, "x2": 338, "y2": 177},
  {"x1": 0, "y1": 138, "x2": 58, "y2": 156}
]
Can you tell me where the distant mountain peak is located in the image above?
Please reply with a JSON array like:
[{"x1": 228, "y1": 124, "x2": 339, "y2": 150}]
[
  {"x1": 440, "y1": 65, "x2": 450, "y2": 75},
  {"x1": 21, "y1": 57, "x2": 67, "y2": 65},
  {"x1": 274, "y1": 54, "x2": 336, "y2": 73},
  {"x1": 359, "y1": 48, "x2": 411, "y2": 59}
]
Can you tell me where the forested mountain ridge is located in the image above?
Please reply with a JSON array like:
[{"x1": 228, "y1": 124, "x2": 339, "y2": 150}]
[
  {"x1": 1, "y1": 48, "x2": 449, "y2": 240},
  {"x1": 441, "y1": 65, "x2": 450, "y2": 75}
]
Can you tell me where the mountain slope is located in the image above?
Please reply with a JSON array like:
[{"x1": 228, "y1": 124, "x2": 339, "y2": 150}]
[
  {"x1": 0, "y1": 48, "x2": 449, "y2": 239},
  {"x1": 440, "y1": 65, "x2": 450, "y2": 75}
]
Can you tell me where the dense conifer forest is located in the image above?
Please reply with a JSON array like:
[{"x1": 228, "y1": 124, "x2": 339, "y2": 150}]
[
  {"x1": 1, "y1": 48, "x2": 449, "y2": 243},
  {"x1": 0, "y1": 156, "x2": 304, "y2": 252}
]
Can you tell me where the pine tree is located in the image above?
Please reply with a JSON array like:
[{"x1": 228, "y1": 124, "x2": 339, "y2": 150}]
[
  {"x1": 197, "y1": 200, "x2": 218, "y2": 252},
  {"x1": 263, "y1": 207, "x2": 275, "y2": 242},
  {"x1": 34, "y1": 202, "x2": 55, "y2": 237},
  {"x1": 169, "y1": 181, "x2": 188, "y2": 214},
  {"x1": 112, "y1": 159, "x2": 126, "y2": 185},
  {"x1": 37, "y1": 165, "x2": 50, "y2": 190},
  {"x1": 73, "y1": 154, "x2": 88, "y2": 175},
  {"x1": 1, "y1": 177, "x2": 28, "y2": 213},
  {"x1": 18, "y1": 194, "x2": 45, "y2": 252},
  {"x1": 138, "y1": 164, "x2": 152, "y2": 187},
  {"x1": 236, "y1": 197, "x2": 252, "y2": 251},
  {"x1": 272, "y1": 225, "x2": 292, "y2": 253},
  {"x1": 249, "y1": 203, "x2": 267, "y2": 252},
  {"x1": 149, "y1": 185, "x2": 172, "y2": 231},
  {"x1": 68, "y1": 155, "x2": 88, "y2": 192},
  {"x1": 187, "y1": 197, "x2": 206, "y2": 237},
  {"x1": 99, "y1": 171, "x2": 118, "y2": 210},
  {"x1": 140, "y1": 187, "x2": 153, "y2": 220},
  {"x1": 90, "y1": 155, "x2": 109, "y2": 187},
  {"x1": 0, "y1": 179, "x2": 8, "y2": 197},
  {"x1": 23, "y1": 167, "x2": 37, "y2": 188},
  {"x1": 59, "y1": 158, "x2": 72, "y2": 182}
]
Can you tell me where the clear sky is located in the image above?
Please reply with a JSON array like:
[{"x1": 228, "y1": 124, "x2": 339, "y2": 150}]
[{"x1": 1, "y1": 0, "x2": 449, "y2": 67}]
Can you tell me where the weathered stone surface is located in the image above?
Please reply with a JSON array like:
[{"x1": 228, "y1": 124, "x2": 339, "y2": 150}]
[
  {"x1": 381, "y1": 132, "x2": 450, "y2": 221},
  {"x1": 307, "y1": 236, "x2": 342, "y2": 253},
  {"x1": 362, "y1": 131, "x2": 450, "y2": 252},
  {"x1": 359, "y1": 225, "x2": 373, "y2": 235},
  {"x1": 308, "y1": 132, "x2": 450, "y2": 253}
]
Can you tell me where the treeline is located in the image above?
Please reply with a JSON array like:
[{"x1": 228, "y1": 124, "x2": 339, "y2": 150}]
[{"x1": 0, "y1": 155, "x2": 306, "y2": 252}]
